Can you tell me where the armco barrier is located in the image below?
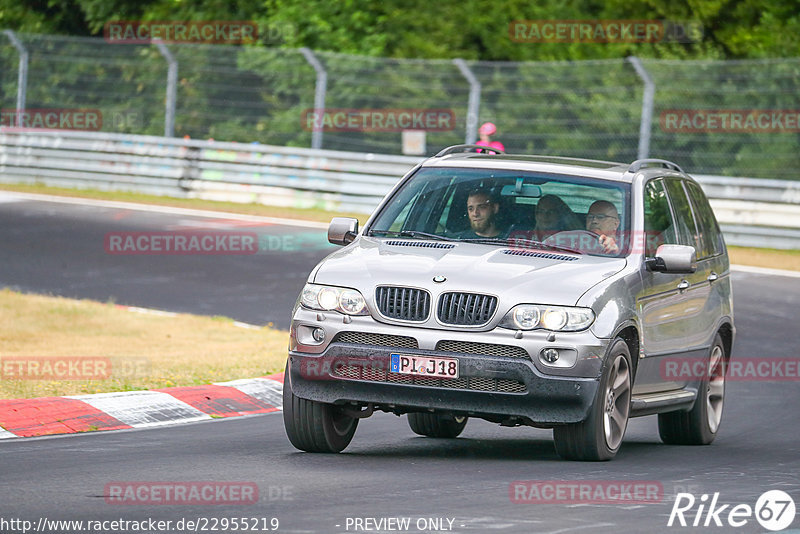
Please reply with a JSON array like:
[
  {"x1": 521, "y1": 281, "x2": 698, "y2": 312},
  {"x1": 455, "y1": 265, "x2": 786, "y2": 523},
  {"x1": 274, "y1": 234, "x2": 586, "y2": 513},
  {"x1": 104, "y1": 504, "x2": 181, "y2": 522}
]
[
  {"x1": 0, "y1": 130, "x2": 419, "y2": 214},
  {"x1": 1, "y1": 130, "x2": 798, "y2": 249}
]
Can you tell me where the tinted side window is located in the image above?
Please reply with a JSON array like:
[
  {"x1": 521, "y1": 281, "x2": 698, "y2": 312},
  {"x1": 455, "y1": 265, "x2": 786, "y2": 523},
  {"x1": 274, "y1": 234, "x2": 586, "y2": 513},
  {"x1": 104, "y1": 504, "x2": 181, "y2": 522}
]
[
  {"x1": 643, "y1": 179, "x2": 677, "y2": 256},
  {"x1": 685, "y1": 181, "x2": 724, "y2": 258},
  {"x1": 664, "y1": 179, "x2": 701, "y2": 251}
]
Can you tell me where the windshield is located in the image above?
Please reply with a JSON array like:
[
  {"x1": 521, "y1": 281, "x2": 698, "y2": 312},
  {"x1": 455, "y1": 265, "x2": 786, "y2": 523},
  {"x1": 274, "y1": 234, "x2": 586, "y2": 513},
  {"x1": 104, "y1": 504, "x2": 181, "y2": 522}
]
[{"x1": 368, "y1": 167, "x2": 631, "y2": 257}]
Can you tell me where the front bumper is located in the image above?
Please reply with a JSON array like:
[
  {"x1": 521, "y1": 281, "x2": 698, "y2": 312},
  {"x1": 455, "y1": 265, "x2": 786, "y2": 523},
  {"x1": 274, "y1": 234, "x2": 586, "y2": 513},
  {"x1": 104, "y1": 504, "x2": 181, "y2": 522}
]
[{"x1": 288, "y1": 309, "x2": 611, "y2": 425}]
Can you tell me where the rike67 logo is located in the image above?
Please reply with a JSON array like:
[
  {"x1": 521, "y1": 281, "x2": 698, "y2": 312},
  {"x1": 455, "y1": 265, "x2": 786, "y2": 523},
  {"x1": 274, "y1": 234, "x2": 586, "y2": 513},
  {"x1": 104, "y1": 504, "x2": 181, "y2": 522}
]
[{"x1": 668, "y1": 490, "x2": 796, "y2": 531}]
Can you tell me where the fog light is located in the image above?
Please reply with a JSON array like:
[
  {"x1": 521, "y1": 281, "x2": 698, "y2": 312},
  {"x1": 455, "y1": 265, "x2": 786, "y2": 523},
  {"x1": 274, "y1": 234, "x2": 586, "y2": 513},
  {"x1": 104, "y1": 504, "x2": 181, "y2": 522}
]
[
  {"x1": 541, "y1": 348, "x2": 559, "y2": 363},
  {"x1": 312, "y1": 327, "x2": 326, "y2": 342}
]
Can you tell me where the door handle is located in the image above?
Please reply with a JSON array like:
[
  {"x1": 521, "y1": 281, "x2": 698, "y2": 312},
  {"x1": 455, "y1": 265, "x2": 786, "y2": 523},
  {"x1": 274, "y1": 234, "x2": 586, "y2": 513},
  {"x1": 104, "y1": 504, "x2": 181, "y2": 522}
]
[
  {"x1": 708, "y1": 272, "x2": 719, "y2": 282},
  {"x1": 677, "y1": 280, "x2": 690, "y2": 291}
]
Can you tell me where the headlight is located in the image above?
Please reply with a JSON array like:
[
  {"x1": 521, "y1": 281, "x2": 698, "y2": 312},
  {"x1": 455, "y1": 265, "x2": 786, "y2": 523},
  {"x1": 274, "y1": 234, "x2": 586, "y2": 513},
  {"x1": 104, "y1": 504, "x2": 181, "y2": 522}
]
[
  {"x1": 499, "y1": 304, "x2": 594, "y2": 332},
  {"x1": 300, "y1": 284, "x2": 369, "y2": 315}
]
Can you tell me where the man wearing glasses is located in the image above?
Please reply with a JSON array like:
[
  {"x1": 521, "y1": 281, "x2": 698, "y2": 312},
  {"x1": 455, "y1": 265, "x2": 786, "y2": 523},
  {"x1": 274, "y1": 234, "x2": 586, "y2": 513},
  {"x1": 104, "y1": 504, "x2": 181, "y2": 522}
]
[{"x1": 585, "y1": 200, "x2": 620, "y2": 254}]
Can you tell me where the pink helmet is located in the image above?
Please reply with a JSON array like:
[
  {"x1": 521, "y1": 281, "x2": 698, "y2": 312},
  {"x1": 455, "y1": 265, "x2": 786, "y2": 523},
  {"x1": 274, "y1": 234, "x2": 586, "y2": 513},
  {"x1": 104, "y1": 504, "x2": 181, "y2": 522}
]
[{"x1": 478, "y1": 122, "x2": 497, "y2": 135}]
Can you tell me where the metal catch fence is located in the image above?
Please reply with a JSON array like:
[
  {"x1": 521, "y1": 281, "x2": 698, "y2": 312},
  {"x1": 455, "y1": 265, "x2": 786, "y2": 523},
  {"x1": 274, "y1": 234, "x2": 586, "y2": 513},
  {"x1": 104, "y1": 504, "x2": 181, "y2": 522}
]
[{"x1": 2, "y1": 32, "x2": 799, "y2": 180}]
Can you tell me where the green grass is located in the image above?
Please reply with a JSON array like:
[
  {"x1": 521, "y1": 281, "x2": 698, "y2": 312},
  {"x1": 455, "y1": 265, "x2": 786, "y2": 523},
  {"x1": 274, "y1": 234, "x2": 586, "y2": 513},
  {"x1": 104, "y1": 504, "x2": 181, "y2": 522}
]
[
  {"x1": 0, "y1": 289, "x2": 288, "y2": 399},
  {"x1": 727, "y1": 246, "x2": 800, "y2": 272}
]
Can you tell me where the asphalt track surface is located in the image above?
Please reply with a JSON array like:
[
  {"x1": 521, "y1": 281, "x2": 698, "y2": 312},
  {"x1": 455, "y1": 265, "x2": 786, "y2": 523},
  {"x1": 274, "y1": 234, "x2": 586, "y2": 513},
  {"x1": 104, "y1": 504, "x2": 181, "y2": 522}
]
[
  {"x1": 1, "y1": 193, "x2": 799, "y2": 534},
  {"x1": 0, "y1": 193, "x2": 333, "y2": 329}
]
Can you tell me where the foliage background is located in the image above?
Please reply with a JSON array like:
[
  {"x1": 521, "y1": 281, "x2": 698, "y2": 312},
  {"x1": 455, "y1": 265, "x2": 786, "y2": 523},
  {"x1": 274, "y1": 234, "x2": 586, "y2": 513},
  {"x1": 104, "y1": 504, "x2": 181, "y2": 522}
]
[
  {"x1": 3, "y1": 0, "x2": 799, "y2": 60},
  {"x1": 1, "y1": 0, "x2": 798, "y2": 177}
]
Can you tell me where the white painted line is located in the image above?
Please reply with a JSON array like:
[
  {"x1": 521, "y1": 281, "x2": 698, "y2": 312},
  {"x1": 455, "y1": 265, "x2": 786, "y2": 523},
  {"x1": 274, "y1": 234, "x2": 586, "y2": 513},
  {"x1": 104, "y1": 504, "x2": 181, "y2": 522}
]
[
  {"x1": 0, "y1": 191, "x2": 24, "y2": 203},
  {"x1": 166, "y1": 218, "x2": 277, "y2": 230},
  {"x1": 0, "y1": 427, "x2": 16, "y2": 439},
  {"x1": 731, "y1": 264, "x2": 800, "y2": 278},
  {"x1": 120, "y1": 305, "x2": 264, "y2": 328},
  {"x1": 216, "y1": 378, "x2": 283, "y2": 409},
  {"x1": 232, "y1": 321, "x2": 261, "y2": 330},
  {"x1": 68, "y1": 391, "x2": 211, "y2": 428},
  {"x1": 2, "y1": 191, "x2": 329, "y2": 229},
  {"x1": 122, "y1": 306, "x2": 179, "y2": 317}
]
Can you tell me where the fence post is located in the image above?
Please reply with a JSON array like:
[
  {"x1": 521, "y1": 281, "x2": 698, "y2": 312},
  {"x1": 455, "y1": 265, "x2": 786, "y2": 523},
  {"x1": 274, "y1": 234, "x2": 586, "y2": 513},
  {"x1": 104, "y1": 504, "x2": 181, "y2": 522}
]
[
  {"x1": 300, "y1": 47, "x2": 327, "y2": 150},
  {"x1": 155, "y1": 41, "x2": 177, "y2": 138},
  {"x1": 3, "y1": 30, "x2": 28, "y2": 127},
  {"x1": 453, "y1": 58, "x2": 481, "y2": 145},
  {"x1": 627, "y1": 56, "x2": 655, "y2": 160}
]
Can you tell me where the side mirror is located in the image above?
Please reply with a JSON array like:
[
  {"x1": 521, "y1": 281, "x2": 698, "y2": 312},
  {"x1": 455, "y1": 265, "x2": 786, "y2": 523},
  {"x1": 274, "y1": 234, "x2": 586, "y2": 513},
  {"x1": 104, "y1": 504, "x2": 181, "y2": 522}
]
[
  {"x1": 646, "y1": 244, "x2": 697, "y2": 273},
  {"x1": 328, "y1": 217, "x2": 358, "y2": 246}
]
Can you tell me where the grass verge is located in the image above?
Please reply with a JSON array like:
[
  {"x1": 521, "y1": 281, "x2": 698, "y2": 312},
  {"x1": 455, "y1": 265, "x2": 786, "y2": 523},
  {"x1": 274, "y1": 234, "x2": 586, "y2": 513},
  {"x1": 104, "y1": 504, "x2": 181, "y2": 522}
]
[
  {"x1": 0, "y1": 288, "x2": 288, "y2": 399},
  {"x1": 727, "y1": 246, "x2": 800, "y2": 271}
]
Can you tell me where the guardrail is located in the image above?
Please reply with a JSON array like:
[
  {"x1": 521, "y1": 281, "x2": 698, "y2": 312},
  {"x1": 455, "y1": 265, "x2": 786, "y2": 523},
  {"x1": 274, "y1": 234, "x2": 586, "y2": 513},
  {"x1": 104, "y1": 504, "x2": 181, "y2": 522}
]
[{"x1": 1, "y1": 130, "x2": 798, "y2": 249}]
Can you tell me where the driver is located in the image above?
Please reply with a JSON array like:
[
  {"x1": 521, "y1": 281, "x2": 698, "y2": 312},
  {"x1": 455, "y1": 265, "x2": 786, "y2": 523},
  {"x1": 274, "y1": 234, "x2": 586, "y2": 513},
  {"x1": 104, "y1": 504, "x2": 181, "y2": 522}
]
[{"x1": 585, "y1": 200, "x2": 620, "y2": 254}]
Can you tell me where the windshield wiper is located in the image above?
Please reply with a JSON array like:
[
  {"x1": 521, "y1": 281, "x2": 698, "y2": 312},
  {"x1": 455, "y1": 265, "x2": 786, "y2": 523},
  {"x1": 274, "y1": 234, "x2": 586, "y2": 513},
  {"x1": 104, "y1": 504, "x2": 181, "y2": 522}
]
[
  {"x1": 368, "y1": 230, "x2": 453, "y2": 241},
  {"x1": 461, "y1": 237, "x2": 584, "y2": 255},
  {"x1": 458, "y1": 237, "x2": 509, "y2": 246}
]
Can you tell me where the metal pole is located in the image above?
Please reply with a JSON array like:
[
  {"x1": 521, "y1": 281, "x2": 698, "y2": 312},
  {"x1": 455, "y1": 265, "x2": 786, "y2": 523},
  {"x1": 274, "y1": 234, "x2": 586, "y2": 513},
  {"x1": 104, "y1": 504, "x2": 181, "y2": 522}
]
[
  {"x1": 453, "y1": 58, "x2": 481, "y2": 145},
  {"x1": 155, "y1": 41, "x2": 177, "y2": 137},
  {"x1": 627, "y1": 56, "x2": 654, "y2": 160},
  {"x1": 299, "y1": 47, "x2": 327, "y2": 150},
  {"x1": 3, "y1": 30, "x2": 28, "y2": 127}
]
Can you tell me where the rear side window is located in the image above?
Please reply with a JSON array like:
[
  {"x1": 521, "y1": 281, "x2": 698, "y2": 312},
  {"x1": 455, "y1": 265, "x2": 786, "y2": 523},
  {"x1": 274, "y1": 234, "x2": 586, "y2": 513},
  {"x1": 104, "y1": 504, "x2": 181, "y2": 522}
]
[
  {"x1": 685, "y1": 181, "x2": 724, "y2": 258},
  {"x1": 664, "y1": 179, "x2": 701, "y2": 252},
  {"x1": 643, "y1": 179, "x2": 677, "y2": 256}
]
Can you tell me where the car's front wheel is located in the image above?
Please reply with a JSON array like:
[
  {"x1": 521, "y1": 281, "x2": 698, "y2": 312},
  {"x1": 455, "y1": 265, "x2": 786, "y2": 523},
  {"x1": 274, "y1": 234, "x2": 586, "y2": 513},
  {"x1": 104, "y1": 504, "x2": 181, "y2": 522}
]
[
  {"x1": 553, "y1": 338, "x2": 632, "y2": 461},
  {"x1": 658, "y1": 333, "x2": 726, "y2": 445},
  {"x1": 282, "y1": 363, "x2": 358, "y2": 453},
  {"x1": 408, "y1": 413, "x2": 468, "y2": 438}
]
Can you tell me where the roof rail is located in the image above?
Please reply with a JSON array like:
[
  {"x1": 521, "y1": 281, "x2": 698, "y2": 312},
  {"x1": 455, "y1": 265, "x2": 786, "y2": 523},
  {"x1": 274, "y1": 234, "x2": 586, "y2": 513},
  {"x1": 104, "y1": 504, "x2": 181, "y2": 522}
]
[
  {"x1": 628, "y1": 158, "x2": 684, "y2": 174},
  {"x1": 434, "y1": 144, "x2": 505, "y2": 157}
]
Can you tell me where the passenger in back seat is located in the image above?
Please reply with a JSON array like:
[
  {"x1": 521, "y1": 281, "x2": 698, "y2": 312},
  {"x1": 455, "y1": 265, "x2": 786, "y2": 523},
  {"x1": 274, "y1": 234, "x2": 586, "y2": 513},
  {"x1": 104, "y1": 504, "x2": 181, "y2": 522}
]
[{"x1": 506, "y1": 194, "x2": 581, "y2": 243}]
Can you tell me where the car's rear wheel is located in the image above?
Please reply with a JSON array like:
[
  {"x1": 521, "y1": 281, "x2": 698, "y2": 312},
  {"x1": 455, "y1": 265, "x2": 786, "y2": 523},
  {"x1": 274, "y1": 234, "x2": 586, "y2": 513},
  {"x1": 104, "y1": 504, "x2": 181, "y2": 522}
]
[
  {"x1": 282, "y1": 363, "x2": 358, "y2": 453},
  {"x1": 659, "y1": 334, "x2": 726, "y2": 445},
  {"x1": 407, "y1": 413, "x2": 468, "y2": 438},
  {"x1": 553, "y1": 338, "x2": 632, "y2": 461}
]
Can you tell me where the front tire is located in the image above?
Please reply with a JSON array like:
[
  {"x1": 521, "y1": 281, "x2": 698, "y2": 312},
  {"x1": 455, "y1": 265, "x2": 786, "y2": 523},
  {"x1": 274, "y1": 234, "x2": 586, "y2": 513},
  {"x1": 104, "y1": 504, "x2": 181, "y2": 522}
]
[
  {"x1": 282, "y1": 363, "x2": 358, "y2": 453},
  {"x1": 553, "y1": 338, "x2": 632, "y2": 461},
  {"x1": 659, "y1": 334, "x2": 726, "y2": 445},
  {"x1": 408, "y1": 413, "x2": 467, "y2": 438}
]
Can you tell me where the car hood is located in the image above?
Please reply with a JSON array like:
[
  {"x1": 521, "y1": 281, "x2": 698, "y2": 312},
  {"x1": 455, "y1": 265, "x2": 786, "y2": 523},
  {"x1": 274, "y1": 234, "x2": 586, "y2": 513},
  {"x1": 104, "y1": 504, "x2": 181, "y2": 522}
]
[{"x1": 312, "y1": 237, "x2": 626, "y2": 309}]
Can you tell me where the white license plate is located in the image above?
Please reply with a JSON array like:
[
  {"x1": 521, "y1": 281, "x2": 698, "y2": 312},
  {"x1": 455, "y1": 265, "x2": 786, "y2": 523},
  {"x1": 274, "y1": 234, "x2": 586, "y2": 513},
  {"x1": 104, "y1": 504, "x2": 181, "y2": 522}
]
[{"x1": 390, "y1": 353, "x2": 459, "y2": 379}]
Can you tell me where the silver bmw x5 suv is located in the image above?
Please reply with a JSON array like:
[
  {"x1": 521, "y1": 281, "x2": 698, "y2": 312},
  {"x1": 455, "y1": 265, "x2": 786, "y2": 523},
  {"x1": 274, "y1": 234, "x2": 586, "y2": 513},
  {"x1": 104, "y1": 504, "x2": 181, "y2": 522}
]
[{"x1": 283, "y1": 145, "x2": 735, "y2": 461}]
